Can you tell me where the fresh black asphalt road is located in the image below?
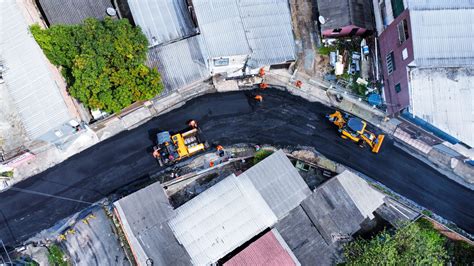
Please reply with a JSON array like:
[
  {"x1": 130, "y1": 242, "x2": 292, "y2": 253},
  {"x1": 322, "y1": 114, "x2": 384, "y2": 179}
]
[{"x1": 1, "y1": 89, "x2": 473, "y2": 247}]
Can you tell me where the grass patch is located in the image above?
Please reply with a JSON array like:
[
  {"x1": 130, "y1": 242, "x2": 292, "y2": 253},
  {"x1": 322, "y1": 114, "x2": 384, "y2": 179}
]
[
  {"x1": 253, "y1": 150, "x2": 274, "y2": 165},
  {"x1": 318, "y1": 45, "x2": 336, "y2": 56},
  {"x1": 48, "y1": 244, "x2": 68, "y2": 266},
  {"x1": 421, "y1": 209, "x2": 433, "y2": 217},
  {"x1": 371, "y1": 183, "x2": 400, "y2": 200}
]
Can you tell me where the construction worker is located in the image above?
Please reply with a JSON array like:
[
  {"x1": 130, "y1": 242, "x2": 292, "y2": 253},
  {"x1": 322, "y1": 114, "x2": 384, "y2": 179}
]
[
  {"x1": 188, "y1": 119, "x2": 198, "y2": 129},
  {"x1": 254, "y1": 95, "x2": 263, "y2": 102},
  {"x1": 152, "y1": 149, "x2": 160, "y2": 158},
  {"x1": 295, "y1": 80, "x2": 303, "y2": 88},
  {"x1": 217, "y1": 145, "x2": 224, "y2": 157},
  {"x1": 258, "y1": 68, "x2": 265, "y2": 77},
  {"x1": 259, "y1": 83, "x2": 268, "y2": 89}
]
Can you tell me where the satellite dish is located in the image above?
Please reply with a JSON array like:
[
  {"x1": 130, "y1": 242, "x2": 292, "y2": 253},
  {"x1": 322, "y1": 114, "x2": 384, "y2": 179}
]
[
  {"x1": 318, "y1": 16, "x2": 326, "y2": 25},
  {"x1": 106, "y1": 7, "x2": 117, "y2": 16}
]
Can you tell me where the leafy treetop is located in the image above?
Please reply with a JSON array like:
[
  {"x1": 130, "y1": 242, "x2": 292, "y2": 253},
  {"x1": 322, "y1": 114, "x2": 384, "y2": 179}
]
[
  {"x1": 30, "y1": 18, "x2": 163, "y2": 113},
  {"x1": 343, "y1": 219, "x2": 449, "y2": 265}
]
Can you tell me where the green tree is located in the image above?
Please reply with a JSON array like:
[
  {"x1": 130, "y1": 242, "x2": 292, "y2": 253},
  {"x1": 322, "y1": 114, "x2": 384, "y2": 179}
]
[
  {"x1": 344, "y1": 220, "x2": 448, "y2": 265},
  {"x1": 30, "y1": 18, "x2": 163, "y2": 113}
]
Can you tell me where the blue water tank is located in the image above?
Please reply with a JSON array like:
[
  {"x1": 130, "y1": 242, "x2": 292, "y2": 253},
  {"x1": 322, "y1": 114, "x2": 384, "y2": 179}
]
[{"x1": 368, "y1": 93, "x2": 382, "y2": 106}]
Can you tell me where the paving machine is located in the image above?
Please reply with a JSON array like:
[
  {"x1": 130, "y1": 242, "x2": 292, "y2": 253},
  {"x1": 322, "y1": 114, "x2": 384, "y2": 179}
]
[
  {"x1": 327, "y1": 111, "x2": 385, "y2": 153},
  {"x1": 152, "y1": 121, "x2": 206, "y2": 166}
]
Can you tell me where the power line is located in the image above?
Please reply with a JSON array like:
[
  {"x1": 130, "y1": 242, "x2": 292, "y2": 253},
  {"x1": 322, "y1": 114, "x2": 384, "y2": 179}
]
[{"x1": 10, "y1": 187, "x2": 95, "y2": 205}]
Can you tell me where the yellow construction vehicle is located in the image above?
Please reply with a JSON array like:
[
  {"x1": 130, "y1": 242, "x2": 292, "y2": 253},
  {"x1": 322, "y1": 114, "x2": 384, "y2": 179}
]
[
  {"x1": 152, "y1": 121, "x2": 207, "y2": 166},
  {"x1": 327, "y1": 111, "x2": 385, "y2": 153}
]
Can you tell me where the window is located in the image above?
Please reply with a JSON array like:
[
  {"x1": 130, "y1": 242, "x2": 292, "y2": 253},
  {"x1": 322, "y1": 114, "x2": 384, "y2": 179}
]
[
  {"x1": 213, "y1": 58, "x2": 229, "y2": 67},
  {"x1": 402, "y1": 48, "x2": 408, "y2": 60},
  {"x1": 386, "y1": 52, "x2": 396, "y2": 74},
  {"x1": 332, "y1": 28, "x2": 342, "y2": 33},
  {"x1": 397, "y1": 19, "x2": 409, "y2": 44},
  {"x1": 391, "y1": 0, "x2": 405, "y2": 18},
  {"x1": 395, "y1": 83, "x2": 401, "y2": 93}
]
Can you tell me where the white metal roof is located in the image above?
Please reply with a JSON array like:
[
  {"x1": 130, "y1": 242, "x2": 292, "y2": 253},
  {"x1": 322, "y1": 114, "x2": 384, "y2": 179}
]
[
  {"x1": 168, "y1": 174, "x2": 278, "y2": 265},
  {"x1": 241, "y1": 150, "x2": 311, "y2": 219},
  {"x1": 192, "y1": 0, "x2": 295, "y2": 67},
  {"x1": 192, "y1": 0, "x2": 250, "y2": 58},
  {"x1": 147, "y1": 35, "x2": 210, "y2": 92},
  {"x1": 0, "y1": 1, "x2": 72, "y2": 139},
  {"x1": 409, "y1": 1, "x2": 474, "y2": 67},
  {"x1": 238, "y1": 0, "x2": 296, "y2": 68},
  {"x1": 407, "y1": 0, "x2": 474, "y2": 10},
  {"x1": 127, "y1": 0, "x2": 197, "y2": 46},
  {"x1": 409, "y1": 68, "x2": 474, "y2": 147}
]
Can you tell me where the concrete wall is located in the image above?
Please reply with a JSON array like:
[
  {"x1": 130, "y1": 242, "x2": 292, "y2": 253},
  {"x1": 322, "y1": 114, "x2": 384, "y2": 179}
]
[
  {"x1": 378, "y1": 9, "x2": 413, "y2": 114},
  {"x1": 208, "y1": 54, "x2": 248, "y2": 77}
]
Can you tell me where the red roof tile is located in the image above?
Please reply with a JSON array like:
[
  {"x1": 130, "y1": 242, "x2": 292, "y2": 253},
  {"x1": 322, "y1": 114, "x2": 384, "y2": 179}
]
[{"x1": 224, "y1": 231, "x2": 296, "y2": 266}]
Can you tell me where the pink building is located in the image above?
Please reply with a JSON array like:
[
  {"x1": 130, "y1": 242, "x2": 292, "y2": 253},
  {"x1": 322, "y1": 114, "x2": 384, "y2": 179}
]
[{"x1": 378, "y1": 9, "x2": 413, "y2": 114}]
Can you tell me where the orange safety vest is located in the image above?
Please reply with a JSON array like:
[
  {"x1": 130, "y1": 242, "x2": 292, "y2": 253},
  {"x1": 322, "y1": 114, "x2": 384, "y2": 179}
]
[{"x1": 254, "y1": 95, "x2": 263, "y2": 102}]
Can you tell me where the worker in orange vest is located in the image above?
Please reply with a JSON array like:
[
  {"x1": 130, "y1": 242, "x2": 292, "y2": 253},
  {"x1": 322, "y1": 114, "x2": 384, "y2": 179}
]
[
  {"x1": 259, "y1": 83, "x2": 268, "y2": 89},
  {"x1": 254, "y1": 95, "x2": 263, "y2": 102},
  {"x1": 216, "y1": 145, "x2": 224, "y2": 157},
  {"x1": 295, "y1": 80, "x2": 303, "y2": 88},
  {"x1": 188, "y1": 119, "x2": 198, "y2": 128}
]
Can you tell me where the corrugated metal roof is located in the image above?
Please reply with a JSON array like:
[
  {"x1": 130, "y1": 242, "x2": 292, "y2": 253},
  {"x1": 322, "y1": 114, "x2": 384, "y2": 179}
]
[
  {"x1": 37, "y1": 0, "x2": 113, "y2": 25},
  {"x1": 275, "y1": 206, "x2": 340, "y2": 265},
  {"x1": 336, "y1": 171, "x2": 385, "y2": 219},
  {"x1": 240, "y1": 150, "x2": 311, "y2": 219},
  {"x1": 168, "y1": 174, "x2": 278, "y2": 265},
  {"x1": 192, "y1": 0, "x2": 251, "y2": 57},
  {"x1": 1, "y1": 1, "x2": 72, "y2": 139},
  {"x1": 224, "y1": 230, "x2": 298, "y2": 266},
  {"x1": 409, "y1": 3, "x2": 474, "y2": 67},
  {"x1": 317, "y1": 0, "x2": 373, "y2": 32},
  {"x1": 407, "y1": 0, "x2": 474, "y2": 10},
  {"x1": 301, "y1": 171, "x2": 385, "y2": 244},
  {"x1": 147, "y1": 36, "x2": 210, "y2": 92},
  {"x1": 193, "y1": 0, "x2": 295, "y2": 66},
  {"x1": 114, "y1": 182, "x2": 192, "y2": 265},
  {"x1": 409, "y1": 68, "x2": 474, "y2": 147},
  {"x1": 238, "y1": 0, "x2": 296, "y2": 68},
  {"x1": 127, "y1": 0, "x2": 197, "y2": 46}
]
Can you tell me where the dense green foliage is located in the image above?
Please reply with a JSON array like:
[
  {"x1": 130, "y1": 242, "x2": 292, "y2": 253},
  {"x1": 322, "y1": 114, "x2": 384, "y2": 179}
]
[
  {"x1": 344, "y1": 219, "x2": 448, "y2": 265},
  {"x1": 30, "y1": 18, "x2": 163, "y2": 113},
  {"x1": 47, "y1": 244, "x2": 68, "y2": 266},
  {"x1": 446, "y1": 239, "x2": 474, "y2": 265},
  {"x1": 253, "y1": 150, "x2": 274, "y2": 165}
]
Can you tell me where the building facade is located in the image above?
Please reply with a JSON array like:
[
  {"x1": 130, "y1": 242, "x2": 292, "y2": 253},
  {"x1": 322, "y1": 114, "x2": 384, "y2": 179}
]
[{"x1": 378, "y1": 9, "x2": 413, "y2": 114}]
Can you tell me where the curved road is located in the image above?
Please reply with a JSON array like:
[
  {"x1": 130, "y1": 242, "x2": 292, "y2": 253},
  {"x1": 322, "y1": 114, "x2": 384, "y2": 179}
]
[{"x1": 1, "y1": 89, "x2": 473, "y2": 247}]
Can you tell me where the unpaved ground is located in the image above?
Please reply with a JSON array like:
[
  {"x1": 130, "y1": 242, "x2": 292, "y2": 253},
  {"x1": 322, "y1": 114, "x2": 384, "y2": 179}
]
[
  {"x1": 290, "y1": 0, "x2": 317, "y2": 75},
  {"x1": 0, "y1": 83, "x2": 29, "y2": 155}
]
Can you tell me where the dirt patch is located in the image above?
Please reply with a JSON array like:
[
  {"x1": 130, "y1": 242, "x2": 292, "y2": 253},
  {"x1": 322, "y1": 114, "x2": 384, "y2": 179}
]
[
  {"x1": 0, "y1": 83, "x2": 29, "y2": 156},
  {"x1": 290, "y1": 0, "x2": 317, "y2": 75}
]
